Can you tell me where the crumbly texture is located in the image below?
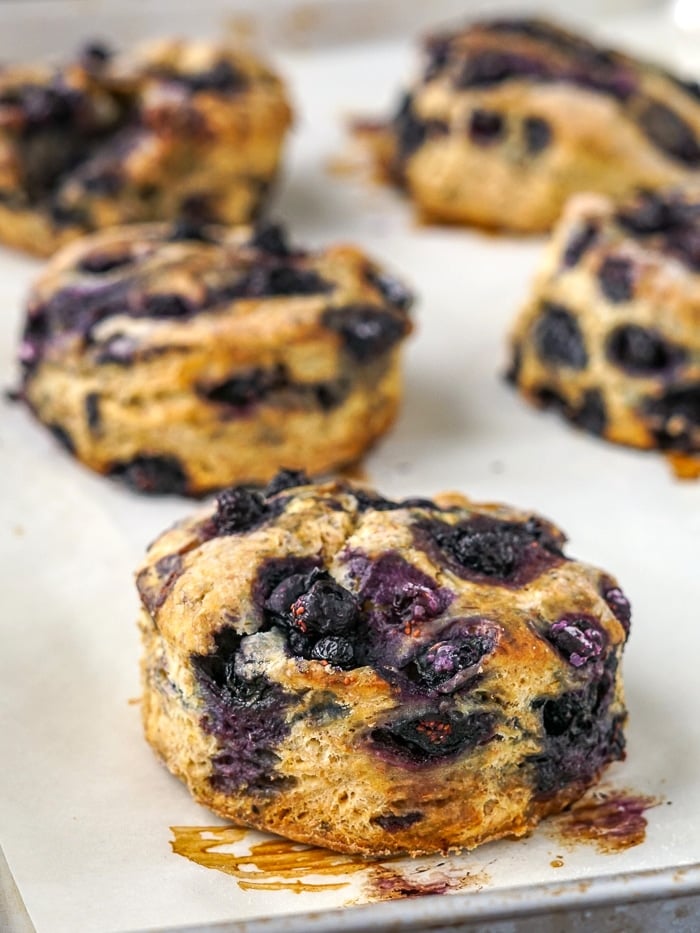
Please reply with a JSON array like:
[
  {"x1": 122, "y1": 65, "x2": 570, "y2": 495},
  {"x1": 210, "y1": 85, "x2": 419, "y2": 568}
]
[
  {"x1": 0, "y1": 38, "x2": 291, "y2": 256},
  {"x1": 137, "y1": 474, "x2": 629, "y2": 856},
  {"x1": 19, "y1": 222, "x2": 413, "y2": 495},
  {"x1": 508, "y1": 189, "x2": 700, "y2": 478},
  {"x1": 360, "y1": 17, "x2": 700, "y2": 233}
]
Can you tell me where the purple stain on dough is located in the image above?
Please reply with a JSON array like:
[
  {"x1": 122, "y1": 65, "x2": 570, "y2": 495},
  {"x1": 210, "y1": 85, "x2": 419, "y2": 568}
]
[
  {"x1": 372, "y1": 811, "x2": 424, "y2": 832},
  {"x1": 562, "y1": 223, "x2": 598, "y2": 268},
  {"x1": 191, "y1": 626, "x2": 297, "y2": 795}
]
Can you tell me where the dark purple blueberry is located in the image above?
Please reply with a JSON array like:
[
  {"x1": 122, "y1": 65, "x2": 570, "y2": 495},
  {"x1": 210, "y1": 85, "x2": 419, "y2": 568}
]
[
  {"x1": 322, "y1": 304, "x2": 409, "y2": 362},
  {"x1": 420, "y1": 514, "x2": 564, "y2": 587},
  {"x1": 598, "y1": 256, "x2": 634, "y2": 303},
  {"x1": 372, "y1": 811, "x2": 423, "y2": 832},
  {"x1": 572, "y1": 389, "x2": 607, "y2": 436},
  {"x1": 310, "y1": 635, "x2": 355, "y2": 668},
  {"x1": 201, "y1": 366, "x2": 286, "y2": 410},
  {"x1": 109, "y1": 454, "x2": 188, "y2": 495},
  {"x1": 365, "y1": 267, "x2": 414, "y2": 312},
  {"x1": 142, "y1": 293, "x2": 195, "y2": 319},
  {"x1": 542, "y1": 691, "x2": 579, "y2": 736},
  {"x1": 606, "y1": 324, "x2": 680, "y2": 374},
  {"x1": 250, "y1": 223, "x2": 291, "y2": 257},
  {"x1": 191, "y1": 626, "x2": 244, "y2": 694},
  {"x1": 371, "y1": 709, "x2": 497, "y2": 763},
  {"x1": 288, "y1": 575, "x2": 359, "y2": 638},
  {"x1": 351, "y1": 488, "x2": 402, "y2": 512},
  {"x1": 562, "y1": 223, "x2": 598, "y2": 268},
  {"x1": 263, "y1": 568, "x2": 324, "y2": 621},
  {"x1": 79, "y1": 249, "x2": 134, "y2": 275},
  {"x1": 545, "y1": 616, "x2": 607, "y2": 668},
  {"x1": 253, "y1": 557, "x2": 321, "y2": 607},
  {"x1": 528, "y1": 656, "x2": 625, "y2": 795},
  {"x1": 636, "y1": 100, "x2": 700, "y2": 166},
  {"x1": 178, "y1": 192, "x2": 213, "y2": 224},
  {"x1": 85, "y1": 392, "x2": 100, "y2": 433},
  {"x1": 643, "y1": 383, "x2": 700, "y2": 450},
  {"x1": 455, "y1": 50, "x2": 549, "y2": 89},
  {"x1": 213, "y1": 486, "x2": 268, "y2": 535},
  {"x1": 264, "y1": 469, "x2": 310, "y2": 497},
  {"x1": 468, "y1": 108, "x2": 504, "y2": 145},
  {"x1": 180, "y1": 60, "x2": 245, "y2": 94},
  {"x1": 533, "y1": 303, "x2": 588, "y2": 369},
  {"x1": 523, "y1": 115, "x2": 552, "y2": 154},
  {"x1": 601, "y1": 581, "x2": 632, "y2": 637},
  {"x1": 313, "y1": 378, "x2": 350, "y2": 411},
  {"x1": 218, "y1": 266, "x2": 332, "y2": 301},
  {"x1": 409, "y1": 620, "x2": 498, "y2": 692},
  {"x1": 168, "y1": 218, "x2": 215, "y2": 243},
  {"x1": 616, "y1": 191, "x2": 675, "y2": 235},
  {"x1": 48, "y1": 423, "x2": 75, "y2": 454},
  {"x1": 393, "y1": 94, "x2": 448, "y2": 161}
]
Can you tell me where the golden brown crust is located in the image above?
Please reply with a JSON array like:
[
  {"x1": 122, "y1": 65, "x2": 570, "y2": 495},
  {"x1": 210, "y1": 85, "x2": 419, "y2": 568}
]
[
  {"x1": 361, "y1": 17, "x2": 700, "y2": 232},
  {"x1": 508, "y1": 189, "x2": 700, "y2": 476},
  {"x1": 0, "y1": 39, "x2": 292, "y2": 255},
  {"x1": 137, "y1": 476, "x2": 629, "y2": 856},
  {"x1": 19, "y1": 223, "x2": 413, "y2": 495}
]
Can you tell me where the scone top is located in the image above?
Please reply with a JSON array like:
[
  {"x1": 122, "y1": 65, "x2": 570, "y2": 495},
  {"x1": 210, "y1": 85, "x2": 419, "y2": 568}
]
[
  {"x1": 394, "y1": 16, "x2": 700, "y2": 167},
  {"x1": 19, "y1": 220, "x2": 412, "y2": 376}
]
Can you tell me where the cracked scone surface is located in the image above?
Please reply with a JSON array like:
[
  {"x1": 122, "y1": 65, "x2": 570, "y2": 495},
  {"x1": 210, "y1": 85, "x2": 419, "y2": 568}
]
[
  {"x1": 0, "y1": 38, "x2": 291, "y2": 256},
  {"x1": 137, "y1": 473, "x2": 630, "y2": 856},
  {"x1": 508, "y1": 188, "x2": 700, "y2": 478},
  {"x1": 19, "y1": 222, "x2": 412, "y2": 495},
  {"x1": 363, "y1": 17, "x2": 700, "y2": 232}
]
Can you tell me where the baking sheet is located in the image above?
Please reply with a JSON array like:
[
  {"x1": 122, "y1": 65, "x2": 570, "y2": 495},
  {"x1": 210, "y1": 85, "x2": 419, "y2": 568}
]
[{"x1": 2, "y1": 5, "x2": 700, "y2": 933}]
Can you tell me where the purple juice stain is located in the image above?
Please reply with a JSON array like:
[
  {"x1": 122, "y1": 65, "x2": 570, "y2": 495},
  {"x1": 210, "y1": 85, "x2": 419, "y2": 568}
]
[
  {"x1": 191, "y1": 626, "x2": 297, "y2": 795},
  {"x1": 109, "y1": 454, "x2": 189, "y2": 495},
  {"x1": 606, "y1": 324, "x2": 682, "y2": 375},
  {"x1": 533, "y1": 303, "x2": 588, "y2": 369},
  {"x1": 562, "y1": 223, "x2": 597, "y2": 268}
]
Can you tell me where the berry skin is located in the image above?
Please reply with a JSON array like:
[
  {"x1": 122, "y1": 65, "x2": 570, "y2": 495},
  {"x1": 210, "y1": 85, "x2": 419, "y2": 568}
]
[{"x1": 213, "y1": 486, "x2": 268, "y2": 535}]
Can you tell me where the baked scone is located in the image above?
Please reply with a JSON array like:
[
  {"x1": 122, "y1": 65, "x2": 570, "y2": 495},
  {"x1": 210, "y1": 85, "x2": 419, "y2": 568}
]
[
  {"x1": 508, "y1": 188, "x2": 700, "y2": 478},
  {"x1": 0, "y1": 38, "x2": 291, "y2": 256},
  {"x1": 137, "y1": 474, "x2": 630, "y2": 856},
  {"x1": 18, "y1": 222, "x2": 412, "y2": 495},
  {"x1": 361, "y1": 17, "x2": 700, "y2": 232}
]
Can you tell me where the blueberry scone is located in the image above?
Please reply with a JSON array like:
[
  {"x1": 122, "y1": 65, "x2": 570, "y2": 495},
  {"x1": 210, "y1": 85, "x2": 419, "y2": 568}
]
[
  {"x1": 361, "y1": 17, "x2": 700, "y2": 232},
  {"x1": 508, "y1": 188, "x2": 700, "y2": 478},
  {"x1": 18, "y1": 222, "x2": 412, "y2": 495},
  {"x1": 137, "y1": 473, "x2": 630, "y2": 856},
  {"x1": 0, "y1": 39, "x2": 291, "y2": 256}
]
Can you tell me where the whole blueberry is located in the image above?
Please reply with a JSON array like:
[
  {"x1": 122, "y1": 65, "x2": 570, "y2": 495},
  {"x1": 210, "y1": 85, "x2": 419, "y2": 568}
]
[
  {"x1": 213, "y1": 486, "x2": 268, "y2": 535},
  {"x1": 533, "y1": 303, "x2": 588, "y2": 369}
]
